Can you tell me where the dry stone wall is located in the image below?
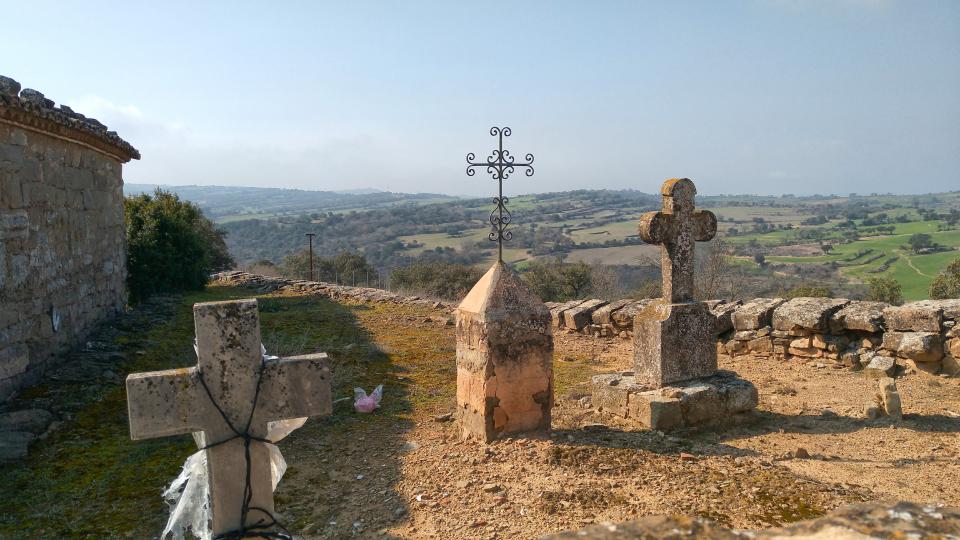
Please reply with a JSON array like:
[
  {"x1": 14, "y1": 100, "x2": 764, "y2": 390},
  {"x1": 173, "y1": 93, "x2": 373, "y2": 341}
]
[
  {"x1": 214, "y1": 272, "x2": 960, "y2": 379},
  {"x1": 0, "y1": 75, "x2": 138, "y2": 400}
]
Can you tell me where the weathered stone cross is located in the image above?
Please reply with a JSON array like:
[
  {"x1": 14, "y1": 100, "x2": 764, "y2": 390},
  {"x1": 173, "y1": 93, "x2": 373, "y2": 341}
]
[
  {"x1": 126, "y1": 299, "x2": 331, "y2": 537},
  {"x1": 638, "y1": 178, "x2": 717, "y2": 303}
]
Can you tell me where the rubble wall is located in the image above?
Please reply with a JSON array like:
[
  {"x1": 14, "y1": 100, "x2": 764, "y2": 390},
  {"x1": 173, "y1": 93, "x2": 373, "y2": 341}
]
[
  {"x1": 0, "y1": 76, "x2": 139, "y2": 400},
  {"x1": 213, "y1": 272, "x2": 960, "y2": 379}
]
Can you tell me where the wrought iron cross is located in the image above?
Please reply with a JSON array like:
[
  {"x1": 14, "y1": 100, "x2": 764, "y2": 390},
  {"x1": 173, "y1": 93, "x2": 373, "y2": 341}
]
[{"x1": 466, "y1": 127, "x2": 535, "y2": 262}]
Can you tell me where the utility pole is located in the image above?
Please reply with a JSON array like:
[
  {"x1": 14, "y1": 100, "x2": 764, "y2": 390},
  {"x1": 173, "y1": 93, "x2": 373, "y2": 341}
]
[{"x1": 305, "y1": 233, "x2": 316, "y2": 281}]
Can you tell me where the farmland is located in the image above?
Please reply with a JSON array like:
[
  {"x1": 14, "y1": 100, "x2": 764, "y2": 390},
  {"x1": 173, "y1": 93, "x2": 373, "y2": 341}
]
[{"x1": 126, "y1": 183, "x2": 960, "y2": 301}]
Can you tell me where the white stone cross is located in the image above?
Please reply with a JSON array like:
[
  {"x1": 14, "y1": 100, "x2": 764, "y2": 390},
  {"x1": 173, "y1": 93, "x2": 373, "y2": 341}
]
[
  {"x1": 126, "y1": 299, "x2": 331, "y2": 537},
  {"x1": 638, "y1": 178, "x2": 717, "y2": 303}
]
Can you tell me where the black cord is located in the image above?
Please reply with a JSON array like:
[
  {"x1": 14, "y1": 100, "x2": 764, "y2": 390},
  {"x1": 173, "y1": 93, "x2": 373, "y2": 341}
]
[{"x1": 196, "y1": 366, "x2": 295, "y2": 540}]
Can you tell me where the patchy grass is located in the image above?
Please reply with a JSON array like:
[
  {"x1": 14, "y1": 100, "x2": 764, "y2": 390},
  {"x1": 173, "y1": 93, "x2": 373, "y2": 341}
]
[{"x1": 0, "y1": 286, "x2": 454, "y2": 538}]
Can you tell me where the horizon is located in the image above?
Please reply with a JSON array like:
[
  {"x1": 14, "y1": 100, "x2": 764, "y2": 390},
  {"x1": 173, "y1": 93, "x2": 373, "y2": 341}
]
[
  {"x1": 6, "y1": 1, "x2": 959, "y2": 197},
  {"x1": 125, "y1": 181, "x2": 960, "y2": 200}
]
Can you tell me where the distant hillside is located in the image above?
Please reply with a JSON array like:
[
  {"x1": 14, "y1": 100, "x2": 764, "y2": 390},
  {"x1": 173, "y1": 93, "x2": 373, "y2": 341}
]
[{"x1": 123, "y1": 183, "x2": 457, "y2": 222}]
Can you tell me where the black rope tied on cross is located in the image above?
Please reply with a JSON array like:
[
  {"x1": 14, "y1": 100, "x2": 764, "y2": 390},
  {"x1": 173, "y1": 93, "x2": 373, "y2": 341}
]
[{"x1": 196, "y1": 365, "x2": 294, "y2": 540}]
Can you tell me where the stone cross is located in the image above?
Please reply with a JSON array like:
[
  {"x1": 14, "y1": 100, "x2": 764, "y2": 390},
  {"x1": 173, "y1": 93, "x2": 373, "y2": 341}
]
[
  {"x1": 638, "y1": 178, "x2": 717, "y2": 303},
  {"x1": 126, "y1": 299, "x2": 331, "y2": 537}
]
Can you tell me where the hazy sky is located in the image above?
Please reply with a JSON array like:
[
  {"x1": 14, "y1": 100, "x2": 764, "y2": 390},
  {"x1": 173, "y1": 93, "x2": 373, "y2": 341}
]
[{"x1": 4, "y1": 1, "x2": 959, "y2": 196}]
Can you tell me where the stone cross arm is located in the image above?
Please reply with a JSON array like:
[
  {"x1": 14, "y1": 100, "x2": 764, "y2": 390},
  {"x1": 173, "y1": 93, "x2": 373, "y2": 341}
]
[{"x1": 126, "y1": 352, "x2": 332, "y2": 441}]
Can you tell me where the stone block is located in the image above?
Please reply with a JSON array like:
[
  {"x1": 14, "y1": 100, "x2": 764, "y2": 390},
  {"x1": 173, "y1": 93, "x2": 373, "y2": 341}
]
[
  {"x1": 788, "y1": 346, "x2": 821, "y2": 357},
  {"x1": 790, "y1": 337, "x2": 811, "y2": 348},
  {"x1": 591, "y1": 299, "x2": 632, "y2": 326},
  {"x1": 883, "y1": 331, "x2": 944, "y2": 363},
  {"x1": 0, "y1": 210, "x2": 28, "y2": 239},
  {"x1": 632, "y1": 393, "x2": 683, "y2": 431},
  {"x1": 591, "y1": 374, "x2": 630, "y2": 417},
  {"x1": 746, "y1": 337, "x2": 772, "y2": 353},
  {"x1": 710, "y1": 300, "x2": 741, "y2": 335},
  {"x1": 610, "y1": 299, "x2": 653, "y2": 329},
  {"x1": 829, "y1": 301, "x2": 887, "y2": 333},
  {"x1": 634, "y1": 301, "x2": 717, "y2": 388},
  {"x1": 942, "y1": 354, "x2": 960, "y2": 377},
  {"x1": 732, "y1": 298, "x2": 784, "y2": 331},
  {"x1": 883, "y1": 302, "x2": 943, "y2": 333},
  {"x1": 550, "y1": 300, "x2": 583, "y2": 328},
  {"x1": 678, "y1": 384, "x2": 723, "y2": 425},
  {"x1": 564, "y1": 298, "x2": 608, "y2": 331},
  {"x1": 878, "y1": 377, "x2": 902, "y2": 420},
  {"x1": 772, "y1": 297, "x2": 849, "y2": 333},
  {"x1": 904, "y1": 358, "x2": 941, "y2": 375},
  {"x1": 721, "y1": 378, "x2": 759, "y2": 413},
  {"x1": 863, "y1": 354, "x2": 896, "y2": 379}
]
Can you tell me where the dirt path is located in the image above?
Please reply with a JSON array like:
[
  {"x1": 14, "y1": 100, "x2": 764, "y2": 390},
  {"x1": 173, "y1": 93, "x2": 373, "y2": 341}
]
[{"x1": 902, "y1": 254, "x2": 933, "y2": 277}]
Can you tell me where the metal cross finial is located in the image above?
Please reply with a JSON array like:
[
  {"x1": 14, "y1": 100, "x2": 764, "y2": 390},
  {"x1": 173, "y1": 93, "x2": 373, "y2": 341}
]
[{"x1": 466, "y1": 127, "x2": 535, "y2": 262}]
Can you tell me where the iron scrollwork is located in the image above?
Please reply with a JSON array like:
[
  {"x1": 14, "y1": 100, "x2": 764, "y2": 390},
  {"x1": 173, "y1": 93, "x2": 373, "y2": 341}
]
[{"x1": 465, "y1": 127, "x2": 534, "y2": 261}]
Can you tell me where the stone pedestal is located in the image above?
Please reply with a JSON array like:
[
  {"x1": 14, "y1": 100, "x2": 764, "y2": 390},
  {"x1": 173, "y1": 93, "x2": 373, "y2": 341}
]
[
  {"x1": 634, "y1": 301, "x2": 717, "y2": 388},
  {"x1": 592, "y1": 371, "x2": 758, "y2": 431},
  {"x1": 456, "y1": 262, "x2": 553, "y2": 442},
  {"x1": 590, "y1": 178, "x2": 757, "y2": 431}
]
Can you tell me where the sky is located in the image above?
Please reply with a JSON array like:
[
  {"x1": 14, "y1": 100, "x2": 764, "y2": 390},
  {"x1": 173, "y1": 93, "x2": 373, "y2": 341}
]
[{"x1": 3, "y1": 0, "x2": 959, "y2": 197}]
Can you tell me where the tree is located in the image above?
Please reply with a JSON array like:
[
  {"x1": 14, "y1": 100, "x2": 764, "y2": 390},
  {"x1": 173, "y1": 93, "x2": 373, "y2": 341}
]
[
  {"x1": 125, "y1": 189, "x2": 235, "y2": 303},
  {"x1": 282, "y1": 250, "x2": 375, "y2": 284},
  {"x1": 390, "y1": 262, "x2": 484, "y2": 300},
  {"x1": 521, "y1": 259, "x2": 593, "y2": 302},
  {"x1": 930, "y1": 257, "x2": 960, "y2": 299},
  {"x1": 908, "y1": 233, "x2": 934, "y2": 253},
  {"x1": 866, "y1": 275, "x2": 903, "y2": 305}
]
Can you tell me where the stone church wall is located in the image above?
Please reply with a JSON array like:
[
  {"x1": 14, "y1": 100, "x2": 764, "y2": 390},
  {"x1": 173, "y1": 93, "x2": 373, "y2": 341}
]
[{"x1": 0, "y1": 76, "x2": 139, "y2": 400}]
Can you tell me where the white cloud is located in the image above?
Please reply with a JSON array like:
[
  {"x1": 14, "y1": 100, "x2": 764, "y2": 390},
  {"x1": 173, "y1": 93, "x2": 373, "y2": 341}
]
[{"x1": 65, "y1": 94, "x2": 186, "y2": 136}]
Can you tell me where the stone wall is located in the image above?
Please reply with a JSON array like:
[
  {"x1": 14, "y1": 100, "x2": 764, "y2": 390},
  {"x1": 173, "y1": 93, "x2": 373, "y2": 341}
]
[
  {"x1": 213, "y1": 272, "x2": 960, "y2": 379},
  {"x1": 0, "y1": 76, "x2": 139, "y2": 400}
]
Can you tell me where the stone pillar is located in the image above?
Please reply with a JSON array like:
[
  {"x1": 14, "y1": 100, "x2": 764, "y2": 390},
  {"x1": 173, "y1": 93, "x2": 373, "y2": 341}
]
[
  {"x1": 634, "y1": 300, "x2": 717, "y2": 388},
  {"x1": 456, "y1": 261, "x2": 553, "y2": 442}
]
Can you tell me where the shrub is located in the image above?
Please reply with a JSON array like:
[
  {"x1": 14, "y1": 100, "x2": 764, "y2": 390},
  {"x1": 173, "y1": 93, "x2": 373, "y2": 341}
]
[
  {"x1": 521, "y1": 259, "x2": 593, "y2": 302},
  {"x1": 930, "y1": 257, "x2": 960, "y2": 299},
  {"x1": 780, "y1": 284, "x2": 833, "y2": 298},
  {"x1": 390, "y1": 262, "x2": 485, "y2": 301},
  {"x1": 282, "y1": 250, "x2": 375, "y2": 284},
  {"x1": 866, "y1": 275, "x2": 903, "y2": 305},
  {"x1": 125, "y1": 189, "x2": 234, "y2": 303}
]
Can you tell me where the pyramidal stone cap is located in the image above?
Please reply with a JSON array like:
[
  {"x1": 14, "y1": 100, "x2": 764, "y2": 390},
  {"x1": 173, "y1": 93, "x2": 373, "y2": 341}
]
[{"x1": 457, "y1": 261, "x2": 550, "y2": 320}]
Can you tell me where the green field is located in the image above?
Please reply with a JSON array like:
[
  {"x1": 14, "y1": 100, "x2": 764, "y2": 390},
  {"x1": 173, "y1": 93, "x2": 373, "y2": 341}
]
[{"x1": 764, "y1": 226, "x2": 960, "y2": 300}]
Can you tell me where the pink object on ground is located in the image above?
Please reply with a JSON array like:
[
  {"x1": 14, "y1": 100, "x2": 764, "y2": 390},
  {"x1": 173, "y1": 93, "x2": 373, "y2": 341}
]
[{"x1": 354, "y1": 385, "x2": 383, "y2": 413}]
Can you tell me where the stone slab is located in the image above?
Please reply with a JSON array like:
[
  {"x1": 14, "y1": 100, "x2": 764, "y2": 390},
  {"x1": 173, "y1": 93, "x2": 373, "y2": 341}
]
[
  {"x1": 772, "y1": 297, "x2": 849, "y2": 333},
  {"x1": 610, "y1": 299, "x2": 653, "y2": 329},
  {"x1": 731, "y1": 298, "x2": 784, "y2": 331},
  {"x1": 564, "y1": 298, "x2": 608, "y2": 330},
  {"x1": 591, "y1": 299, "x2": 632, "y2": 326},
  {"x1": 884, "y1": 302, "x2": 944, "y2": 333},
  {"x1": 829, "y1": 301, "x2": 887, "y2": 333}
]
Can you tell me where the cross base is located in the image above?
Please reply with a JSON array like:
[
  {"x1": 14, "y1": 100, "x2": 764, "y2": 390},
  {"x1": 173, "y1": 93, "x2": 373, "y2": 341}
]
[
  {"x1": 632, "y1": 301, "x2": 718, "y2": 389},
  {"x1": 591, "y1": 370, "x2": 758, "y2": 431}
]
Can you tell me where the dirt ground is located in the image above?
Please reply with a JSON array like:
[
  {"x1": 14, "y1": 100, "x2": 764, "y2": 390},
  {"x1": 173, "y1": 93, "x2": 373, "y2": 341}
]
[
  {"x1": 4, "y1": 288, "x2": 956, "y2": 539},
  {"x1": 273, "y1": 299, "x2": 960, "y2": 539}
]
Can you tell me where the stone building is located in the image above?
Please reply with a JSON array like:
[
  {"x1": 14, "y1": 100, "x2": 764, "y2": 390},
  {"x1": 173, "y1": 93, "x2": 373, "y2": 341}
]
[{"x1": 1, "y1": 75, "x2": 139, "y2": 401}]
